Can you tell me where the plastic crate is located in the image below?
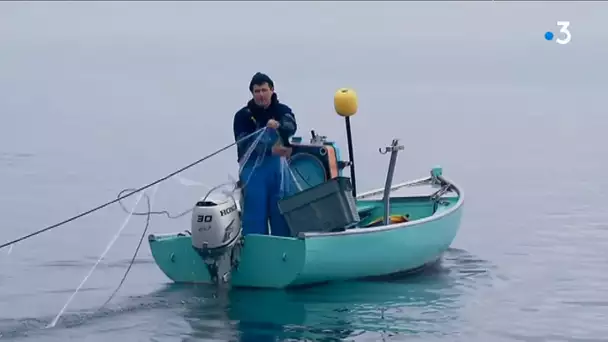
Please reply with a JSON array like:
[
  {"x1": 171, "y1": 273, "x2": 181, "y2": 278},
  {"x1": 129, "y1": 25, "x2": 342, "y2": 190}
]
[{"x1": 278, "y1": 177, "x2": 360, "y2": 236}]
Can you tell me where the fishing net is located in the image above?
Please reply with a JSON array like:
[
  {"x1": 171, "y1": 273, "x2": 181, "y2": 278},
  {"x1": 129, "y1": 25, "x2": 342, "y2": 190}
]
[
  {"x1": 236, "y1": 127, "x2": 303, "y2": 200},
  {"x1": 0, "y1": 126, "x2": 305, "y2": 330}
]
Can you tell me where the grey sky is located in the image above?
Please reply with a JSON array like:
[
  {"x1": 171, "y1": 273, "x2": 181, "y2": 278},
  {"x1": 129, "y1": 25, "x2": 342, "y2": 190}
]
[{"x1": 0, "y1": 2, "x2": 605, "y2": 44}]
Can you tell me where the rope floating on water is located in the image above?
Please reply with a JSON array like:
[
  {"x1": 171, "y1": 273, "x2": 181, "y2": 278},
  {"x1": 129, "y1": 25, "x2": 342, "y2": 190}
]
[
  {"x1": 47, "y1": 190, "x2": 145, "y2": 328},
  {"x1": 4, "y1": 125, "x2": 306, "y2": 329},
  {"x1": 97, "y1": 184, "x2": 160, "y2": 312}
]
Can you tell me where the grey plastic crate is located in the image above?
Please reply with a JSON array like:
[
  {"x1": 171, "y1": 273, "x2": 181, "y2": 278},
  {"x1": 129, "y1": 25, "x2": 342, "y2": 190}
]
[{"x1": 278, "y1": 177, "x2": 360, "y2": 236}]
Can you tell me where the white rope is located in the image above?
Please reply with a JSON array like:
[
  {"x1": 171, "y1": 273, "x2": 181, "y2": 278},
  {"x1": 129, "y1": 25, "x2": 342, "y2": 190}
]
[
  {"x1": 283, "y1": 157, "x2": 304, "y2": 193},
  {"x1": 46, "y1": 190, "x2": 145, "y2": 328},
  {"x1": 237, "y1": 128, "x2": 267, "y2": 190},
  {"x1": 175, "y1": 129, "x2": 266, "y2": 199},
  {"x1": 97, "y1": 183, "x2": 160, "y2": 310},
  {"x1": 238, "y1": 127, "x2": 267, "y2": 175},
  {"x1": 174, "y1": 175, "x2": 211, "y2": 188}
]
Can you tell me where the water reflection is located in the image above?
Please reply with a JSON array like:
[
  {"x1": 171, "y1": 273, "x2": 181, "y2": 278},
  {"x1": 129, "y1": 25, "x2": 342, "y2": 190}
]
[
  {"x1": 0, "y1": 248, "x2": 492, "y2": 341},
  {"x1": 173, "y1": 248, "x2": 493, "y2": 341}
]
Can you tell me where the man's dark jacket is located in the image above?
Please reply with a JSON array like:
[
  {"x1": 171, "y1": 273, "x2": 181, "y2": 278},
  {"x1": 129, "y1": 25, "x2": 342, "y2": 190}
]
[{"x1": 233, "y1": 93, "x2": 297, "y2": 163}]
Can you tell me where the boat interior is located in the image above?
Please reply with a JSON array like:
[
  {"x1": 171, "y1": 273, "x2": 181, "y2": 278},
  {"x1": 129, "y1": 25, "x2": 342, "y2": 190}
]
[
  {"x1": 354, "y1": 188, "x2": 458, "y2": 228},
  {"x1": 285, "y1": 132, "x2": 460, "y2": 230}
]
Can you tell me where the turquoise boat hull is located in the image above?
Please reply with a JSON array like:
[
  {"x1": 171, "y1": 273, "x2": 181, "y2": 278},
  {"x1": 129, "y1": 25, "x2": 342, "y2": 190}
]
[{"x1": 148, "y1": 177, "x2": 464, "y2": 289}]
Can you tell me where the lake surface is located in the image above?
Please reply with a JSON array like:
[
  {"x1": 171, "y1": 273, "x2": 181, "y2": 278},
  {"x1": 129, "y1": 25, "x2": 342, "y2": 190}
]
[{"x1": 1, "y1": 2, "x2": 607, "y2": 341}]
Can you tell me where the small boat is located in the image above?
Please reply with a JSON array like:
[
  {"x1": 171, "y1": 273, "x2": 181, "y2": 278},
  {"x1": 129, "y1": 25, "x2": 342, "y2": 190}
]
[{"x1": 147, "y1": 88, "x2": 465, "y2": 289}]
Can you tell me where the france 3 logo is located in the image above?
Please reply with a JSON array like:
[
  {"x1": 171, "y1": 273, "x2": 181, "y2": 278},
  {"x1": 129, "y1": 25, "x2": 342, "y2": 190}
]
[{"x1": 544, "y1": 21, "x2": 571, "y2": 45}]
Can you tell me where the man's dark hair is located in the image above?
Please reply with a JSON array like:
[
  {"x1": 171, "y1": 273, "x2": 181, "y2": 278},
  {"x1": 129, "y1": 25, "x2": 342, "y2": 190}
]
[{"x1": 249, "y1": 72, "x2": 274, "y2": 92}]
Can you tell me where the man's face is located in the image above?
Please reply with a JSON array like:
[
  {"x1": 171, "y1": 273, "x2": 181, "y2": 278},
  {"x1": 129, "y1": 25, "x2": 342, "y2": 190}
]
[{"x1": 252, "y1": 83, "x2": 273, "y2": 108}]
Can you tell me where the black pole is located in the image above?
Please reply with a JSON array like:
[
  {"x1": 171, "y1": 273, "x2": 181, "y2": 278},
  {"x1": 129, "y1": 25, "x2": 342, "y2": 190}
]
[{"x1": 344, "y1": 116, "x2": 357, "y2": 197}]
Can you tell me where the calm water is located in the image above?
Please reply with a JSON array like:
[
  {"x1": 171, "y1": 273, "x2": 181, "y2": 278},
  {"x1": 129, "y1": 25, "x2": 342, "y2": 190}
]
[{"x1": 1, "y1": 2, "x2": 608, "y2": 341}]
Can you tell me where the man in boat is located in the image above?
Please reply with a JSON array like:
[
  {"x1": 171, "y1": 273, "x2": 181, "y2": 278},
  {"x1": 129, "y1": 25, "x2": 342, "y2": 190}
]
[{"x1": 233, "y1": 72, "x2": 297, "y2": 237}]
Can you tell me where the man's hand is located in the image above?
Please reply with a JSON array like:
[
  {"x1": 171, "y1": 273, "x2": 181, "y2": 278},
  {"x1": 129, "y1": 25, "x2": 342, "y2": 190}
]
[
  {"x1": 266, "y1": 119, "x2": 280, "y2": 129},
  {"x1": 272, "y1": 145, "x2": 292, "y2": 158}
]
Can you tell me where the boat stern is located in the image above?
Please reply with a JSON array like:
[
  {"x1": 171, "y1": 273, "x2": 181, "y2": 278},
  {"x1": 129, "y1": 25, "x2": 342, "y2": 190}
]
[
  {"x1": 148, "y1": 232, "x2": 212, "y2": 283},
  {"x1": 148, "y1": 232, "x2": 309, "y2": 288}
]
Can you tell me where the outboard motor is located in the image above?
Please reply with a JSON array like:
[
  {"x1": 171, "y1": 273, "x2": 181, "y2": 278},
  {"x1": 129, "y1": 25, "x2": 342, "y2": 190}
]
[{"x1": 191, "y1": 193, "x2": 243, "y2": 286}]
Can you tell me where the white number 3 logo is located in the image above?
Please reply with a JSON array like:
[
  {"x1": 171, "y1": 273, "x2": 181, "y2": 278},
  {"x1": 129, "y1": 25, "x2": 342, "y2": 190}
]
[{"x1": 556, "y1": 21, "x2": 571, "y2": 45}]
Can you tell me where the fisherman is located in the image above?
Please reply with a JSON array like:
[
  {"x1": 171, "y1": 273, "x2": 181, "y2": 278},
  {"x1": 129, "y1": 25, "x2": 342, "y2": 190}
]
[{"x1": 233, "y1": 72, "x2": 298, "y2": 237}]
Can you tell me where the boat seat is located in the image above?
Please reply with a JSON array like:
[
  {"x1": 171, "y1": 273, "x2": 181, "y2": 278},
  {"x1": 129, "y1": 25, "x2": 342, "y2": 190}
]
[
  {"x1": 354, "y1": 204, "x2": 377, "y2": 227},
  {"x1": 357, "y1": 204, "x2": 376, "y2": 215}
]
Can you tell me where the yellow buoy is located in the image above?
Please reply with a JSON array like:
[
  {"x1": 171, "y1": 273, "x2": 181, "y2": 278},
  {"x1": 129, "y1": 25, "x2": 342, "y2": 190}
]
[{"x1": 334, "y1": 88, "x2": 358, "y2": 117}]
